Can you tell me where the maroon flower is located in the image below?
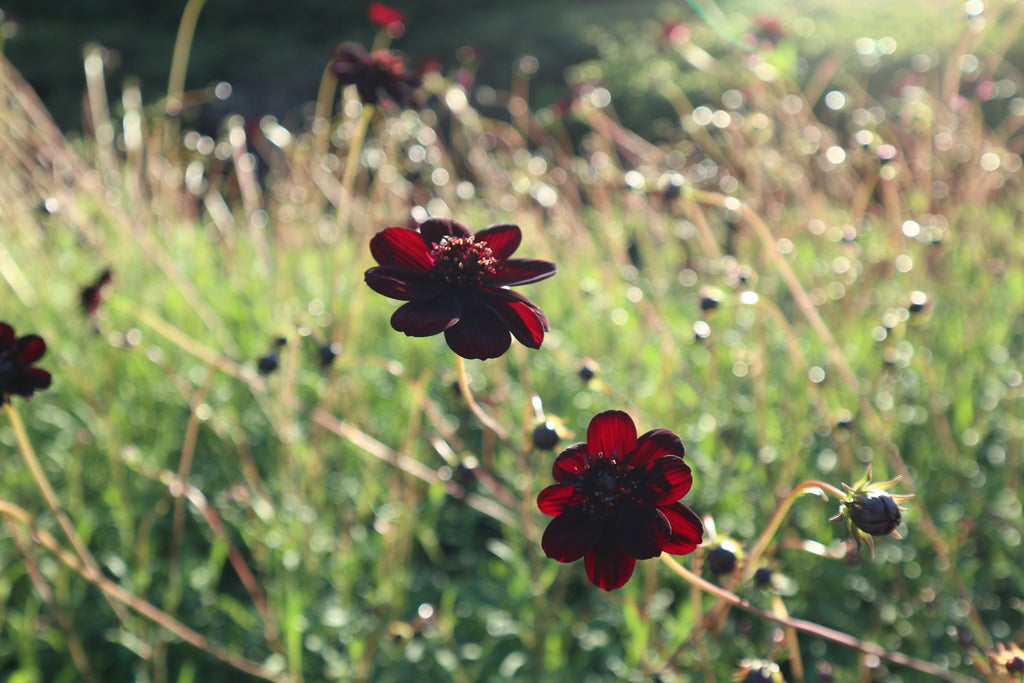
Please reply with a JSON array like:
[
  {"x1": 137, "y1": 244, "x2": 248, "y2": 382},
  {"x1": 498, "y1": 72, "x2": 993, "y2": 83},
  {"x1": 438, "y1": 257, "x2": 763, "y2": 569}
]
[
  {"x1": 0, "y1": 323, "x2": 52, "y2": 404},
  {"x1": 537, "y1": 410, "x2": 703, "y2": 590},
  {"x1": 365, "y1": 218, "x2": 556, "y2": 360},
  {"x1": 331, "y1": 42, "x2": 420, "y2": 109},
  {"x1": 79, "y1": 267, "x2": 113, "y2": 316},
  {"x1": 367, "y1": 2, "x2": 406, "y2": 35}
]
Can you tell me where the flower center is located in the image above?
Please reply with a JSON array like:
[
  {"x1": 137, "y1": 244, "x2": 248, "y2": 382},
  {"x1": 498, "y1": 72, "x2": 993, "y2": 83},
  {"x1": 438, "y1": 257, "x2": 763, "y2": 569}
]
[
  {"x1": 371, "y1": 50, "x2": 406, "y2": 79},
  {"x1": 579, "y1": 457, "x2": 640, "y2": 514},
  {"x1": 430, "y1": 236, "x2": 498, "y2": 287}
]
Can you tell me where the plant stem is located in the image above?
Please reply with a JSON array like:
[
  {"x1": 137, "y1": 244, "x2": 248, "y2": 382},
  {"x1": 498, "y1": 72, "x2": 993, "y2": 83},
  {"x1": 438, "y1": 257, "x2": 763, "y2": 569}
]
[
  {"x1": 0, "y1": 499, "x2": 289, "y2": 682},
  {"x1": 659, "y1": 554, "x2": 980, "y2": 683},
  {"x1": 743, "y1": 479, "x2": 845, "y2": 578},
  {"x1": 336, "y1": 102, "x2": 375, "y2": 235},
  {"x1": 165, "y1": 0, "x2": 207, "y2": 143},
  {"x1": 4, "y1": 402, "x2": 133, "y2": 626},
  {"x1": 453, "y1": 354, "x2": 508, "y2": 440}
]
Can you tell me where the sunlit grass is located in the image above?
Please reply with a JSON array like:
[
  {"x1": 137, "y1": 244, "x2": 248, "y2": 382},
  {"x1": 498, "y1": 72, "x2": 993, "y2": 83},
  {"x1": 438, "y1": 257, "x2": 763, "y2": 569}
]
[{"x1": 2, "y1": 2, "x2": 1024, "y2": 681}]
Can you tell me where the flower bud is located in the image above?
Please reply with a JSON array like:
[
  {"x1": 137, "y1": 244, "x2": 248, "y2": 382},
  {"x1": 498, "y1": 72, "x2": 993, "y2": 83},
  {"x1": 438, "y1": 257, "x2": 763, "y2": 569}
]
[
  {"x1": 847, "y1": 490, "x2": 902, "y2": 536},
  {"x1": 707, "y1": 541, "x2": 738, "y2": 576},
  {"x1": 532, "y1": 421, "x2": 560, "y2": 450}
]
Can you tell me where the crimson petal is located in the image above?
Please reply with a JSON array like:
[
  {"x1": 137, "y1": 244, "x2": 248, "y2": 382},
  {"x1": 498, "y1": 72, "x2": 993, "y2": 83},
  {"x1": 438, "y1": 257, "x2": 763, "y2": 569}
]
[
  {"x1": 390, "y1": 297, "x2": 460, "y2": 337},
  {"x1": 587, "y1": 410, "x2": 637, "y2": 461},
  {"x1": 419, "y1": 218, "x2": 471, "y2": 247},
  {"x1": 442, "y1": 300, "x2": 512, "y2": 360},
  {"x1": 659, "y1": 503, "x2": 704, "y2": 555},
  {"x1": 480, "y1": 289, "x2": 548, "y2": 349},
  {"x1": 15, "y1": 335, "x2": 47, "y2": 363},
  {"x1": 537, "y1": 483, "x2": 582, "y2": 516},
  {"x1": 488, "y1": 258, "x2": 557, "y2": 287},
  {"x1": 0, "y1": 323, "x2": 14, "y2": 346},
  {"x1": 370, "y1": 227, "x2": 433, "y2": 271},
  {"x1": 628, "y1": 429, "x2": 685, "y2": 468},
  {"x1": 551, "y1": 443, "x2": 590, "y2": 484},
  {"x1": 365, "y1": 266, "x2": 443, "y2": 301},
  {"x1": 644, "y1": 456, "x2": 692, "y2": 504},
  {"x1": 542, "y1": 508, "x2": 603, "y2": 563},
  {"x1": 617, "y1": 505, "x2": 671, "y2": 559},
  {"x1": 584, "y1": 533, "x2": 637, "y2": 591},
  {"x1": 475, "y1": 223, "x2": 521, "y2": 260}
]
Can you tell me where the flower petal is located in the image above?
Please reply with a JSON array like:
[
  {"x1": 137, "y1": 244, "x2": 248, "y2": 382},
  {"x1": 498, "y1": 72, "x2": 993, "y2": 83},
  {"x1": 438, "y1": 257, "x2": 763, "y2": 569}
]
[
  {"x1": 365, "y1": 266, "x2": 443, "y2": 301},
  {"x1": 0, "y1": 323, "x2": 14, "y2": 346},
  {"x1": 537, "y1": 483, "x2": 582, "y2": 516},
  {"x1": 370, "y1": 227, "x2": 433, "y2": 270},
  {"x1": 442, "y1": 300, "x2": 512, "y2": 360},
  {"x1": 617, "y1": 505, "x2": 671, "y2": 559},
  {"x1": 14, "y1": 335, "x2": 47, "y2": 364},
  {"x1": 628, "y1": 429, "x2": 685, "y2": 468},
  {"x1": 584, "y1": 532, "x2": 637, "y2": 591},
  {"x1": 475, "y1": 223, "x2": 521, "y2": 260},
  {"x1": 8, "y1": 368, "x2": 52, "y2": 395},
  {"x1": 479, "y1": 289, "x2": 549, "y2": 349},
  {"x1": 659, "y1": 503, "x2": 704, "y2": 555},
  {"x1": 587, "y1": 410, "x2": 637, "y2": 461},
  {"x1": 488, "y1": 258, "x2": 557, "y2": 287},
  {"x1": 390, "y1": 297, "x2": 461, "y2": 337},
  {"x1": 644, "y1": 456, "x2": 692, "y2": 505},
  {"x1": 419, "y1": 218, "x2": 471, "y2": 247},
  {"x1": 541, "y1": 508, "x2": 602, "y2": 563},
  {"x1": 551, "y1": 443, "x2": 590, "y2": 484}
]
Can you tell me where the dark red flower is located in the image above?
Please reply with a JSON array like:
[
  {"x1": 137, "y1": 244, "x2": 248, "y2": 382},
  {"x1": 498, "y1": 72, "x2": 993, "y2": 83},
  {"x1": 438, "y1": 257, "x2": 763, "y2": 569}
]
[
  {"x1": 367, "y1": 2, "x2": 406, "y2": 35},
  {"x1": 0, "y1": 323, "x2": 52, "y2": 404},
  {"x1": 537, "y1": 410, "x2": 703, "y2": 590},
  {"x1": 79, "y1": 267, "x2": 113, "y2": 316},
  {"x1": 365, "y1": 218, "x2": 556, "y2": 360},
  {"x1": 330, "y1": 42, "x2": 421, "y2": 109}
]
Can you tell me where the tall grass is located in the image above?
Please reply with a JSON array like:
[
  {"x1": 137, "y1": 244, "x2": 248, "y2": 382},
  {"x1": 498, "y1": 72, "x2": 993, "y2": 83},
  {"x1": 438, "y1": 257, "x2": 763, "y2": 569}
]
[{"x1": 2, "y1": 3, "x2": 1024, "y2": 681}]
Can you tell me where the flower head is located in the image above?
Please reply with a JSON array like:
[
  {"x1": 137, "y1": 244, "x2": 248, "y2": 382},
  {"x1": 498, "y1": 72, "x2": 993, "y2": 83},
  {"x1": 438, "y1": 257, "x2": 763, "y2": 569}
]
[
  {"x1": 0, "y1": 323, "x2": 52, "y2": 405},
  {"x1": 829, "y1": 466, "x2": 914, "y2": 555},
  {"x1": 331, "y1": 42, "x2": 420, "y2": 108},
  {"x1": 364, "y1": 218, "x2": 556, "y2": 360},
  {"x1": 79, "y1": 267, "x2": 113, "y2": 316},
  {"x1": 367, "y1": 2, "x2": 406, "y2": 36},
  {"x1": 537, "y1": 410, "x2": 703, "y2": 590}
]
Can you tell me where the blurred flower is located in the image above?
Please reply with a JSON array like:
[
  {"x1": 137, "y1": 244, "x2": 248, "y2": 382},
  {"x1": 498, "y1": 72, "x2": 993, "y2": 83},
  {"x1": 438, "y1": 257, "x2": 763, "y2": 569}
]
[
  {"x1": 753, "y1": 14, "x2": 786, "y2": 43},
  {"x1": 331, "y1": 42, "x2": 421, "y2": 109},
  {"x1": 989, "y1": 641, "x2": 1024, "y2": 677},
  {"x1": 257, "y1": 337, "x2": 287, "y2": 375},
  {"x1": 578, "y1": 358, "x2": 599, "y2": 383},
  {"x1": 367, "y1": 2, "x2": 406, "y2": 36},
  {"x1": 79, "y1": 267, "x2": 113, "y2": 316},
  {"x1": 537, "y1": 410, "x2": 703, "y2": 590},
  {"x1": 734, "y1": 659, "x2": 785, "y2": 682},
  {"x1": 660, "y1": 20, "x2": 690, "y2": 49},
  {"x1": 0, "y1": 322, "x2": 52, "y2": 404},
  {"x1": 319, "y1": 341, "x2": 341, "y2": 368},
  {"x1": 829, "y1": 466, "x2": 914, "y2": 555},
  {"x1": 365, "y1": 218, "x2": 556, "y2": 360}
]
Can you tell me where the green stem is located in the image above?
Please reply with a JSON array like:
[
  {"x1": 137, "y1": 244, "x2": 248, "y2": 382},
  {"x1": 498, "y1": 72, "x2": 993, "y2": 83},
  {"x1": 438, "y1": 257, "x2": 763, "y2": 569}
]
[
  {"x1": 165, "y1": 0, "x2": 207, "y2": 142},
  {"x1": 743, "y1": 479, "x2": 845, "y2": 578},
  {"x1": 4, "y1": 402, "x2": 132, "y2": 626},
  {"x1": 453, "y1": 355, "x2": 508, "y2": 440},
  {"x1": 312, "y1": 61, "x2": 338, "y2": 162},
  {"x1": 659, "y1": 554, "x2": 979, "y2": 683},
  {"x1": 336, "y1": 102, "x2": 375, "y2": 234}
]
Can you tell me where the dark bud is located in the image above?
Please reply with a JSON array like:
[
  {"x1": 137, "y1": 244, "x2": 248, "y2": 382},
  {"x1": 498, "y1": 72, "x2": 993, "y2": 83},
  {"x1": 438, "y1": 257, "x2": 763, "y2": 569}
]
[
  {"x1": 319, "y1": 342, "x2": 341, "y2": 368},
  {"x1": 699, "y1": 287, "x2": 723, "y2": 311},
  {"x1": 908, "y1": 290, "x2": 929, "y2": 313},
  {"x1": 1007, "y1": 657, "x2": 1024, "y2": 674},
  {"x1": 532, "y1": 422, "x2": 560, "y2": 450},
  {"x1": 453, "y1": 460, "x2": 477, "y2": 486},
  {"x1": 753, "y1": 567, "x2": 773, "y2": 588},
  {"x1": 578, "y1": 359, "x2": 598, "y2": 383},
  {"x1": 80, "y1": 267, "x2": 113, "y2": 316},
  {"x1": 744, "y1": 667, "x2": 774, "y2": 683},
  {"x1": 848, "y1": 490, "x2": 902, "y2": 536},
  {"x1": 707, "y1": 544, "x2": 737, "y2": 576},
  {"x1": 257, "y1": 353, "x2": 279, "y2": 375}
]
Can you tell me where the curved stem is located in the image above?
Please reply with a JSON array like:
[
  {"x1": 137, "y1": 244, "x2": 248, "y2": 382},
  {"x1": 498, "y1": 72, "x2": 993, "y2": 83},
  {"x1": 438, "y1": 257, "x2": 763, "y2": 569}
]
[
  {"x1": 659, "y1": 554, "x2": 979, "y2": 683},
  {"x1": 743, "y1": 479, "x2": 845, "y2": 578},
  {"x1": 685, "y1": 187, "x2": 992, "y2": 650},
  {"x1": 312, "y1": 61, "x2": 338, "y2": 163},
  {"x1": 5, "y1": 402, "x2": 133, "y2": 626},
  {"x1": 164, "y1": 0, "x2": 207, "y2": 142},
  {"x1": 453, "y1": 354, "x2": 508, "y2": 440}
]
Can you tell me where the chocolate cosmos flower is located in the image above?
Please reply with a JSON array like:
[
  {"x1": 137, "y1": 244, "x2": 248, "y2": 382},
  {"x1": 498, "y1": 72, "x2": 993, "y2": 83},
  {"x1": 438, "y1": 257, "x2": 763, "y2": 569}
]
[
  {"x1": 0, "y1": 323, "x2": 52, "y2": 404},
  {"x1": 365, "y1": 219, "x2": 556, "y2": 360},
  {"x1": 331, "y1": 42, "x2": 420, "y2": 108},
  {"x1": 537, "y1": 410, "x2": 703, "y2": 590}
]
